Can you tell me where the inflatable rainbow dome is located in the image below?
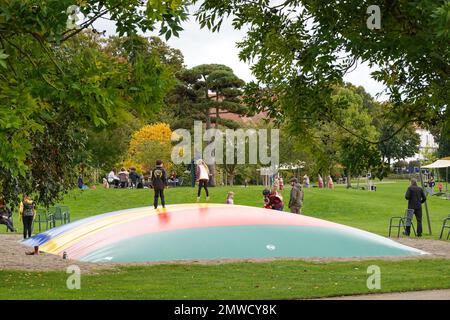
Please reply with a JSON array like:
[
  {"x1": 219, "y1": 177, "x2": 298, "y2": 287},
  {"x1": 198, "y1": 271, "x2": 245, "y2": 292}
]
[{"x1": 23, "y1": 204, "x2": 425, "y2": 262}]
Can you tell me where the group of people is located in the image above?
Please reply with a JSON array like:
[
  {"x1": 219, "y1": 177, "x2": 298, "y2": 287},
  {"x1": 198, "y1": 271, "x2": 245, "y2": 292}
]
[
  {"x1": 311, "y1": 174, "x2": 334, "y2": 189},
  {"x1": 106, "y1": 167, "x2": 142, "y2": 189},
  {"x1": 261, "y1": 177, "x2": 304, "y2": 214},
  {"x1": 106, "y1": 167, "x2": 182, "y2": 190},
  {"x1": 424, "y1": 175, "x2": 444, "y2": 195},
  {"x1": 147, "y1": 159, "x2": 212, "y2": 209},
  {"x1": 1, "y1": 164, "x2": 430, "y2": 241}
]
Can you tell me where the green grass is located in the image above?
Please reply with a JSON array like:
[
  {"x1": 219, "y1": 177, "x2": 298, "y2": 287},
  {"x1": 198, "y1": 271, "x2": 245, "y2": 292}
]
[
  {"x1": 1, "y1": 259, "x2": 449, "y2": 299},
  {"x1": 2, "y1": 180, "x2": 450, "y2": 299}
]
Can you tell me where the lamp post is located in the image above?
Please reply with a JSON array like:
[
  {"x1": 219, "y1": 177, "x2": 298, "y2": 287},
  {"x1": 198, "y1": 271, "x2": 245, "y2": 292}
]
[{"x1": 418, "y1": 160, "x2": 432, "y2": 235}]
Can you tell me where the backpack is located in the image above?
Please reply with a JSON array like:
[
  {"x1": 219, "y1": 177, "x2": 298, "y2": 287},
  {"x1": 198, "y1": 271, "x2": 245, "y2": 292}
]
[{"x1": 23, "y1": 202, "x2": 34, "y2": 217}]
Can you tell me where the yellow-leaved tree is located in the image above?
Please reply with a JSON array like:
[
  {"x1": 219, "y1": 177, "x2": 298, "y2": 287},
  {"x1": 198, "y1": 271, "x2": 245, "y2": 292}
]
[{"x1": 124, "y1": 123, "x2": 173, "y2": 173}]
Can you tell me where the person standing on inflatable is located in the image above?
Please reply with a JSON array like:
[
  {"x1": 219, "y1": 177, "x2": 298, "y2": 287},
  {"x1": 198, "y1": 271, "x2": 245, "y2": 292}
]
[
  {"x1": 151, "y1": 160, "x2": 167, "y2": 209},
  {"x1": 196, "y1": 159, "x2": 210, "y2": 202}
]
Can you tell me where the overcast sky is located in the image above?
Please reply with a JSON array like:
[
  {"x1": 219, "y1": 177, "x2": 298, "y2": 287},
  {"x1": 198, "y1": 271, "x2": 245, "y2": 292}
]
[{"x1": 94, "y1": 9, "x2": 388, "y2": 101}]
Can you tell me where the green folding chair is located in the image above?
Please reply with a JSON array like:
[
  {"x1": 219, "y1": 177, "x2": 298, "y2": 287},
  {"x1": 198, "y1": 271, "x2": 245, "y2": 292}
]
[
  {"x1": 439, "y1": 214, "x2": 450, "y2": 240},
  {"x1": 55, "y1": 205, "x2": 70, "y2": 225},
  {"x1": 34, "y1": 208, "x2": 55, "y2": 233},
  {"x1": 388, "y1": 209, "x2": 416, "y2": 237}
]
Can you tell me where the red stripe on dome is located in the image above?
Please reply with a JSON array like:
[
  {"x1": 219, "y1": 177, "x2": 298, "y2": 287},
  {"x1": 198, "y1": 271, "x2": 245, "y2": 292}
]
[{"x1": 63, "y1": 205, "x2": 343, "y2": 259}]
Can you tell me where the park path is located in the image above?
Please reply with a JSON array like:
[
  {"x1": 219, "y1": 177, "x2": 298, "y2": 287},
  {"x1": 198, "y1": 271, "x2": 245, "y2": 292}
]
[{"x1": 321, "y1": 289, "x2": 450, "y2": 300}]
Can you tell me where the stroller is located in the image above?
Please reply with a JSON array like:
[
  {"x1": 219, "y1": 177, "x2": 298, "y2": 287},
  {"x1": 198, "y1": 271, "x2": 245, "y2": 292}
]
[{"x1": 0, "y1": 206, "x2": 15, "y2": 232}]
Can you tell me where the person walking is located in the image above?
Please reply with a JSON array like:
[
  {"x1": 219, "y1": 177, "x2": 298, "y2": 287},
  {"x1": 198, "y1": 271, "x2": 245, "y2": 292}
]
[
  {"x1": 327, "y1": 176, "x2": 334, "y2": 189},
  {"x1": 196, "y1": 159, "x2": 210, "y2": 202},
  {"x1": 288, "y1": 178, "x2": 304, "y2": 214},
  {"x1": 404, "y1": 178, "x2": 427, "y2": 237},
  {"x1": 151, "y1": 160, "x2": 167, "y2": 209},
  {"x1": 318, "y1": 174, "x2": 324, "y2": 188},
  {"x1": 19, "y1": 195, "x2": 36, "y2": 239},
  {"x1": 303, "y1": 174, "x2": 310, "y2": 188}
]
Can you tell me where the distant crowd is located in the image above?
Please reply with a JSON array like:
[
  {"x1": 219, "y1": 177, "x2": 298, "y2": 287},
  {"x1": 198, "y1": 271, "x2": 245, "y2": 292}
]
[{"x1": 0, "y1": 164, "x2": 431, "y2": 241}]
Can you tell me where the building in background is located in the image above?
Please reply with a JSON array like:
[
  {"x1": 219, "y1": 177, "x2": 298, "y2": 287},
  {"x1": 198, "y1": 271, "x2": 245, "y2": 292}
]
[{"x1": 405, "y1": 128, "x2": 439, "y2": 162}]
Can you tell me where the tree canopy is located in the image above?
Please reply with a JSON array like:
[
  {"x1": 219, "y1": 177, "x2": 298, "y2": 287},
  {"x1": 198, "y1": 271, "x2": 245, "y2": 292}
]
[
  {"x1": 194, "y1": 0, "x2": 450, "y2": 140},
  {"x1": 0, "y1": 1, "x2": 187, "y2": 206}
]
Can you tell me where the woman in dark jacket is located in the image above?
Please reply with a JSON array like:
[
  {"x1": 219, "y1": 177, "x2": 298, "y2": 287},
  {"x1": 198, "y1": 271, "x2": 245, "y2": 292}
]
[{"x1": 19, "y1": 195, "x2": 36, "y2": 239}]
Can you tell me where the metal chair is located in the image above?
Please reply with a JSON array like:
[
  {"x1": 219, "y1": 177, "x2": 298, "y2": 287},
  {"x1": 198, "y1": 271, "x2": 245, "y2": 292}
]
[
  {"x1": 55, "y1": 205, "x2": 70, "y2": 224},
  {"x1": 389, "y1": 209, "x2": 416, "y2": 237},
  {"x1": 439, "y1": 214, "x2": 450, "y2": 240},
  {"x1": 34, "y1": 208, "x2": 55, "y2": 233}
]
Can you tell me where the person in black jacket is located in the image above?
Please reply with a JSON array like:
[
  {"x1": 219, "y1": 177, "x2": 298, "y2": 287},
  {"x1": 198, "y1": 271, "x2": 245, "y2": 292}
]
[
  {"x1": 0, "y1": 198, "x2": 16, "y2": 232},
  {"x1": 405, "y1": 178, "x2": 427, "y2": 237},
  {"x1": 151, "y1": 160, "x2": 167, "y2": 209},
  {"x1": 129, "y1": 167, "x2": 140, "y2": 188}
]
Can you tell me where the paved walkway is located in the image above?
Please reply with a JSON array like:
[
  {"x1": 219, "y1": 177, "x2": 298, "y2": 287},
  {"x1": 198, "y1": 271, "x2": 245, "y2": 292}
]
[{"x1": 322, "y1": 289, "x2": 450, "y2": 300}]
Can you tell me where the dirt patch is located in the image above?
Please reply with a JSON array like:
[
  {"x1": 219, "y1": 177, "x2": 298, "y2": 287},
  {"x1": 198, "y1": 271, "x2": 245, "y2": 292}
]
[
  {"x1": 0, "y1": 235, "x2": 116, "y2": 274},
  {"x1": 1, "y1": 234, "x2": 449, "y2": 272},
  {"x1": 395, "y1": 238, "x2": 450, "y2": 259}
]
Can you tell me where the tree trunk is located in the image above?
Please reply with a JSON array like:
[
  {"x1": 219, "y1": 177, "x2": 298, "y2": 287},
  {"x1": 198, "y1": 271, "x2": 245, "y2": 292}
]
[
  {"x1": 204, "y1": 84, "x2": 216, "y2": 186},
  {"x1": 227, "y1": 173, "x2": 235, "y2": 186},
  {"x1": 215, "y1": 93, "x2": 220, "y2": 128},
  {"x1": 226, "y1": 165, "x2": 236, "y2": 186},
  {"x1": 208, "y1": 162, "x2": 216, "y2": 187},
  {"x1": 346, "y1": 170, "x2": 352, "y2": 188}
]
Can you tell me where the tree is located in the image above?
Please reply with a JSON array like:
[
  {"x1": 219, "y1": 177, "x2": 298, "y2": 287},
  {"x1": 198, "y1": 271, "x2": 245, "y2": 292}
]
[
  {"x1": 167, "y1": 64, "x2": 248, "y2": 186},
  {"x1": 377, "y1": 123, "x2": 420, "y2": 165},
  {"x1": 279, "y1": 85, "x2": 384, "y2": 187},
  {"x1": 437, "y1": 117, "x2": 450, "y2": 158},
  {"x1": 188, "y1": 64, "x2": 245, "y2": 130},
  {"x1": 82, "y1": 35, "x2": 182, "y2": 172},
  {"x1": 104, "y1": 35, "x2": 185, "y2": 72},
  {"x1": 0, "y1": 0, "x2": 186, "y2": 206},
  {"x1": 194, "y1": 0, "x2": 450, "y2": 142},
  {"x1": 84, "y1": 115, "x2": 143, "y2": 171},
  {"x1": 125, "y1": 123, "x2": 173, "y2": 173}
]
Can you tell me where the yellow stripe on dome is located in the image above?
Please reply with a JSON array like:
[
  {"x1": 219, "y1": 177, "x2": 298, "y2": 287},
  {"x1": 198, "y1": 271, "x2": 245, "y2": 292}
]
[{"x1": 40, "y1": 203, "x2": 225, "y2": 254}]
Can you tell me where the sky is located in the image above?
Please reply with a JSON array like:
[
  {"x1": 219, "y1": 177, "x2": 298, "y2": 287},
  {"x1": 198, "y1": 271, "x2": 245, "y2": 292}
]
[{"x1": 93, "y1": 8, "x2": 388, "y2": 101}]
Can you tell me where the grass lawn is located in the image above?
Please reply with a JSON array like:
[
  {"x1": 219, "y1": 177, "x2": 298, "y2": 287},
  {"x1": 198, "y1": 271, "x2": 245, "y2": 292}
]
[
  {"x1": 1, "y1": 180, "x2": 449, "y2": 299},
  {"x1": 4, "y1": 180, "x2": 448, "y2": 239}
]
